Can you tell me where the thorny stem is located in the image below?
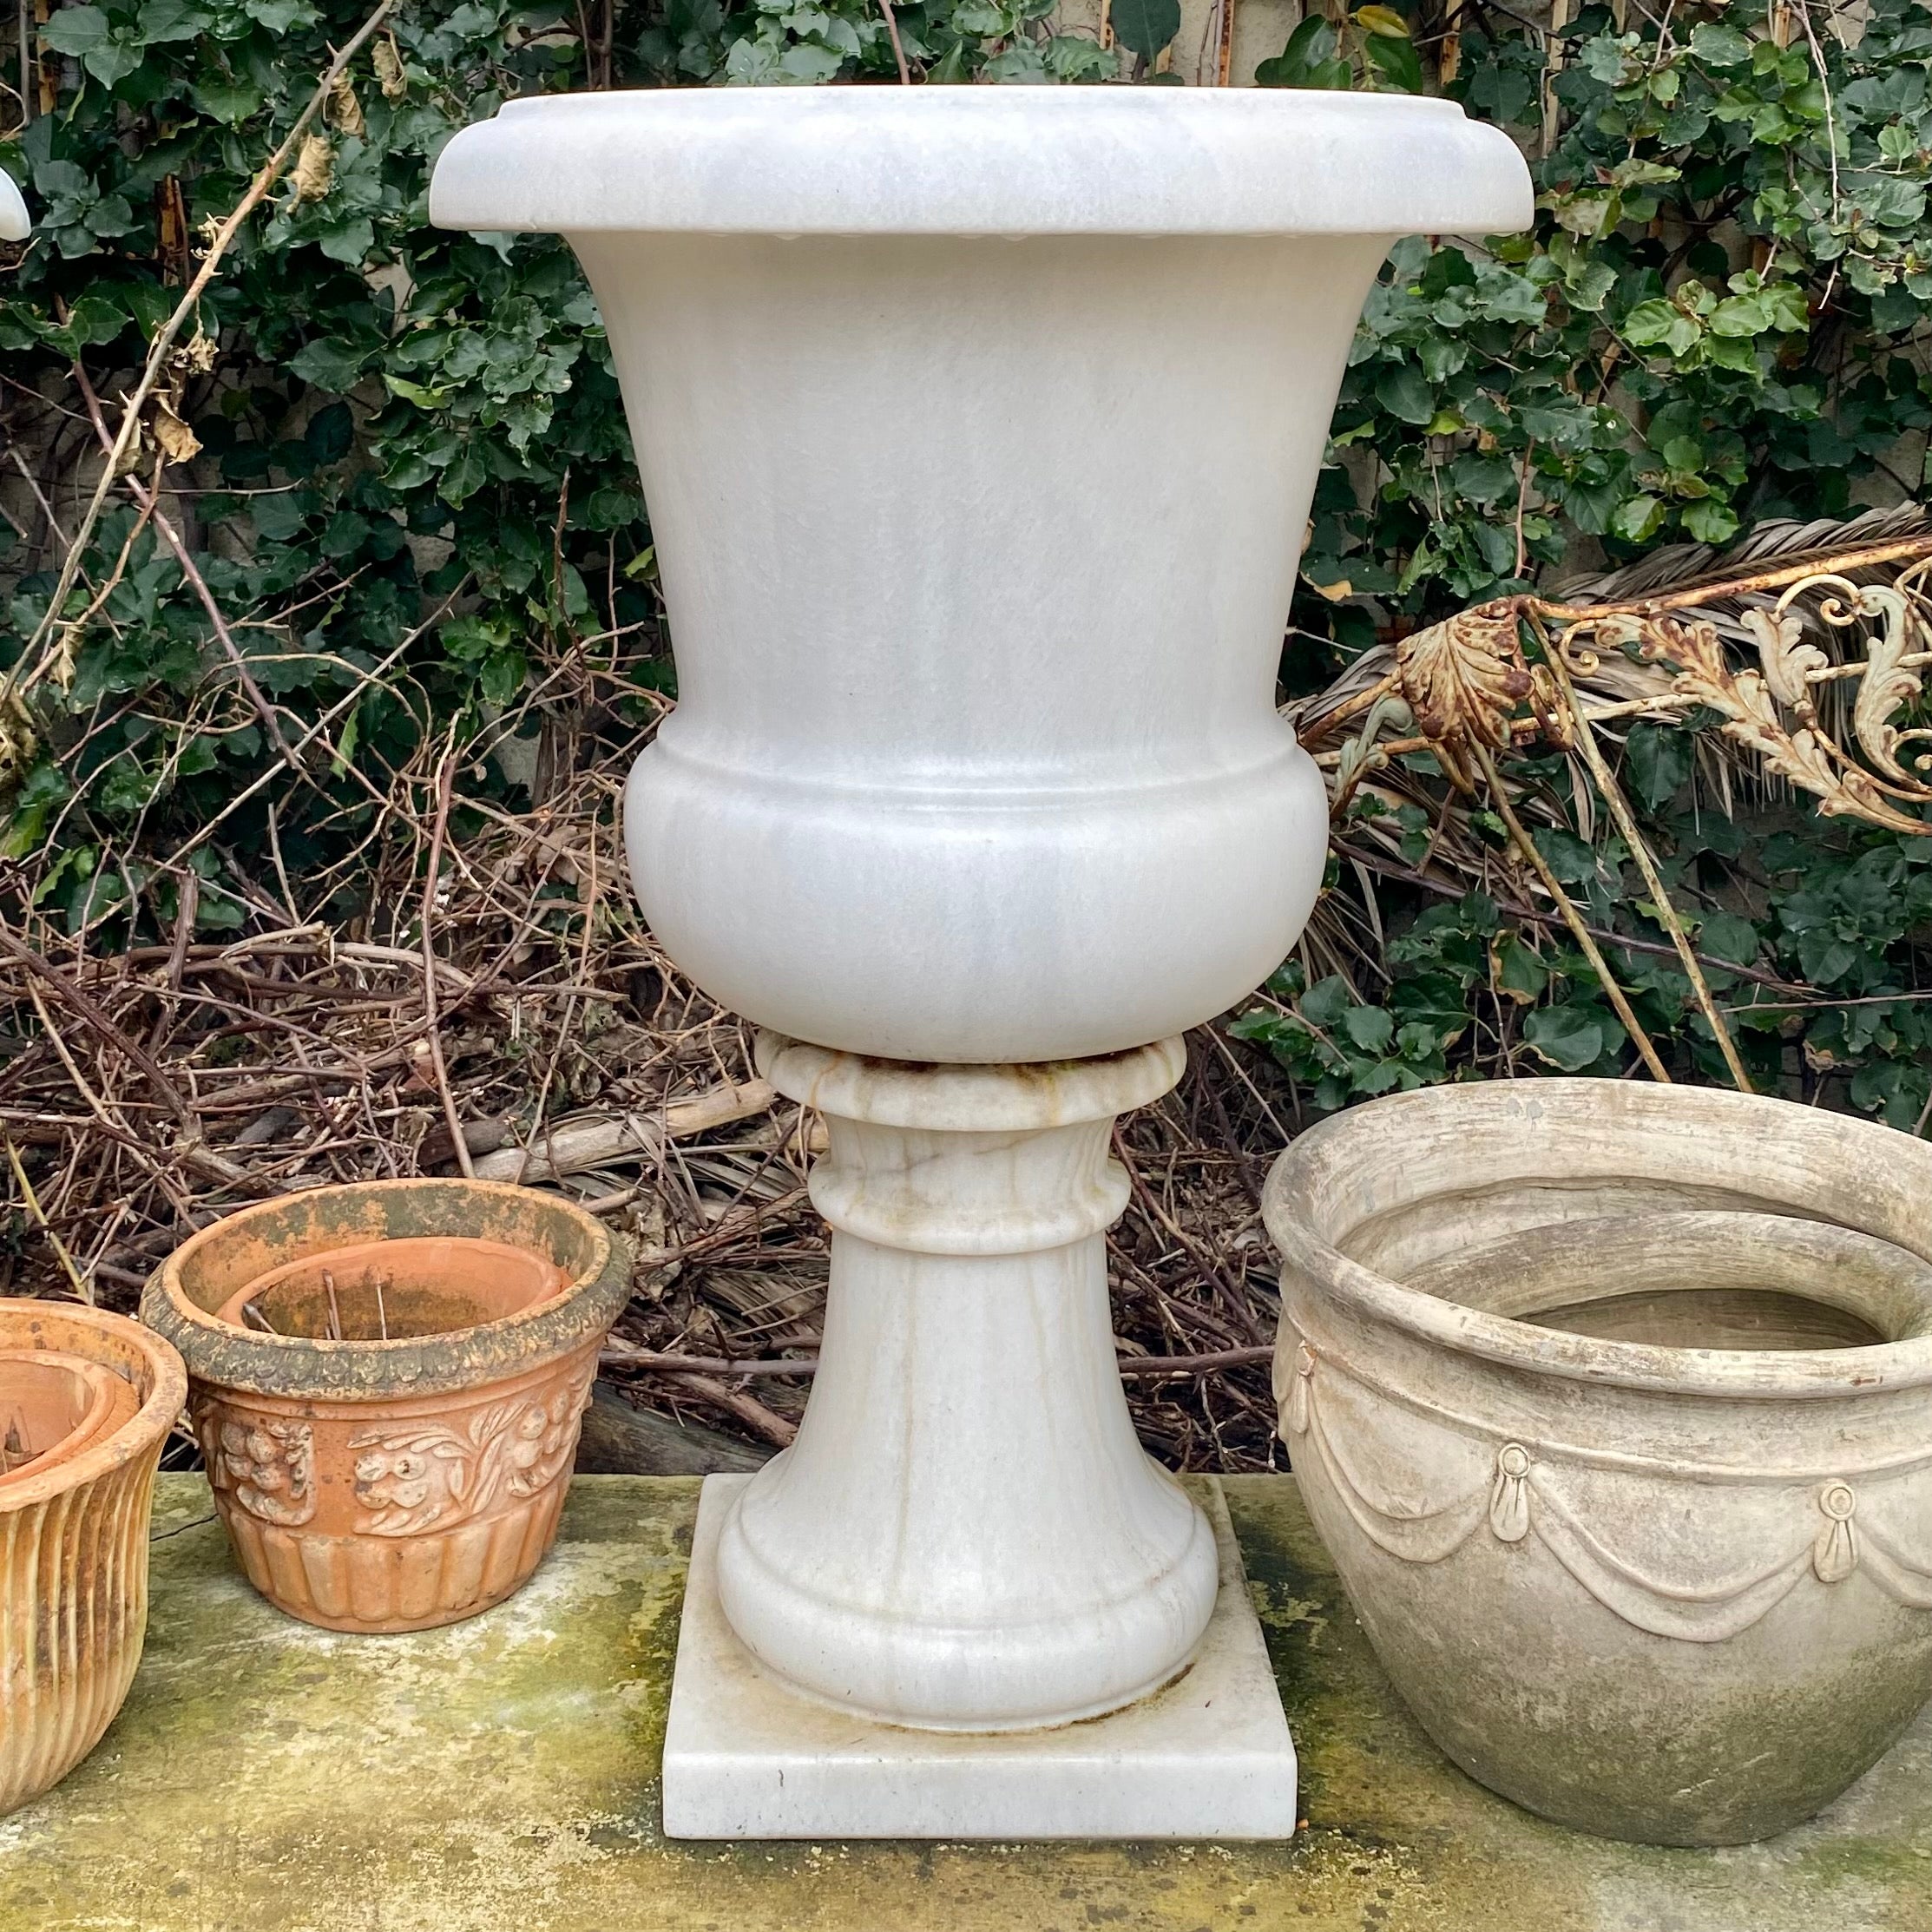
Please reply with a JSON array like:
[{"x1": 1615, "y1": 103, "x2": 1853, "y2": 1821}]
[
  {"x1": 7, "y1": 0, "x2": 396, "y2": 699},
  {"x1": 1541, "y1": 639, "x2": 1755, "y2": 1093},
  {"x1": 1471, "y1": 743, "x2": 1675, "y2": 1083},
  {"x1": 422, "y1": 740, "x2": 476, "y2": 1180}
]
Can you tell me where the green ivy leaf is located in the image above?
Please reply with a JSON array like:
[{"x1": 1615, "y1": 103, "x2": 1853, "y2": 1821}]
[
  {"x1": 1680, "y1": 498, "x2": 1739, "y2": 544},
  {"x1": 1621, "y1": 298, "x2": 1701, "y2": 357},
  {"x1": 38, "y1": 6, "x2": 109, "y2": 56},
  {"x1": 1522, "y1": 1006, "x2": 1607, "y2": 1071},
  {"x1": 1699, "y1": 912, "x2": 1761, "y2": 966},
  {"x1": 1623, "y1": 720, "x2": 1696, "y2": 808},
  {"x1": 1364, "y1": 32, "x2": 1423, "y2": 91},
  {"x1": 1342, "y1": 1004, "x2": 1395, "y2": 1053},
  {"x1": 1611, "y1": 493, "x2": 1666, "y2": 542},
  {"x1": 1708, "y1": 292, "x2": 1773, "y2": 338},
  {"x1": 1797, "y1": 931, "x2": 1863, "y2": 985},
  {"x1": 1300, "y1": 975, "x2": 1352, "y2": 1030},
  {"x1": 46, "y1": 291, "x2": 128, "y2": 352},
  {"x1": 1374, "y1": 361, "x2": 1435, "y2": 425},
  {"x1": 1254, "y1": 14, "x2": 1348, "y2": 86},
  {"x1": 140, "y1": 0, "x2": 209, "y2": 43},
  {"x1": 243, "y1": 0, "x2": 319, "y2": 28},
  {"x1": 1531, "y1": 826, "x2": 1599, "y2": 884},
  {"x1": 290, "y1": 338, "x2": 370, "y2": 390},
  {"x1": 1690, "y1": 21, "x2": 1751, "y2": 66},
  {"x1": 1108, "y1": 0, "x2": 1179, "y2": 56},
  {"x1": 1491, "y1": 930, "x2": 1550, "y2": 1002},
  {"x1": 192, "y1": 75, "x2": 263, "y2": 121}
]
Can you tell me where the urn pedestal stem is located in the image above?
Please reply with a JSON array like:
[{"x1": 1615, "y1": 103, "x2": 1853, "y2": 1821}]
[
  {"x1": 716, "y1": 1035, "x2": 1213, "y2": 1732},
  {"x1": 662, "y1": 1038, "x2": 1299, "y2": 1840}
]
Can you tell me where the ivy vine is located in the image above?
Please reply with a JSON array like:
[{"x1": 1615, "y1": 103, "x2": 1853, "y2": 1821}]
[{"x1": 2, "y1": 0, "x2": 1929, "y2": 1127}]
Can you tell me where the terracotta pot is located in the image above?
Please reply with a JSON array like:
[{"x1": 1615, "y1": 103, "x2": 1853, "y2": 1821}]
[
  {"x1": 142, "y1": 1180, "x2": 630, "y2": 1633},
  {"x1": 0, "y1": 1350, "x2": 140, "y2": 1488},
  {"x1": 1264, "y1": 1080, "x2": 1932, "y2": 1845},
  {"x1": 0, "y1": 1300, "x2": 184, "y2": 1817},
  {"x1": 211, "y1": 1237, "x2": 568, "y2": 1340}
]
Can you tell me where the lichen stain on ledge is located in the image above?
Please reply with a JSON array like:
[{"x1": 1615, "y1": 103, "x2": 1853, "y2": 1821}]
[{"x1": 0, "y1": 1476, "x2": 1929, "y2": 1932}]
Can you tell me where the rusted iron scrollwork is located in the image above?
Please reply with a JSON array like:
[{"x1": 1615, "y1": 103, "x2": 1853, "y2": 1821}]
[{"x1": 1311, "y1": 522, "x2": 1932, "y2": 838}]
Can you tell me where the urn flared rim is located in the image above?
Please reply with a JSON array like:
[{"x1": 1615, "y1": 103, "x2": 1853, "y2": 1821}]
[
  {"x1": 429, "y1": 87, "x2": 1533, "y2": 240},
  {"x1": 1262, "y1": 1078, "x2": 1932, "y2": 1398}
]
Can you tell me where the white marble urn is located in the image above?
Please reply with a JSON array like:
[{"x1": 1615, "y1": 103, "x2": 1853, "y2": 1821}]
[{"x1": 433, "y1": 88, "x2": 1530, "y2": 1840}]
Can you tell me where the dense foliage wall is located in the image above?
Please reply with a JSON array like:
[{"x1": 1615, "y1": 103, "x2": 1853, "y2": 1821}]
[{"x1": 3, "y1": 0, "x2": 1931, "y2": 1126}]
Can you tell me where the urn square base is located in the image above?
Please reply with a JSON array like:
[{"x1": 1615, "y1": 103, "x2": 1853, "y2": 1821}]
[{"x1": 660, "y1": 1474, "x2": 1299, "y2": 1841}]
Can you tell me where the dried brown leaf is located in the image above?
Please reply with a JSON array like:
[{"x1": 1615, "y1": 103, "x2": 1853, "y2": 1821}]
[
  {"x1": 154, "y1": 400, "x2": 200, "y2": 467},
  {"x1": 172, "y1": 326, "x2": 219, "y2": 377},
  {"x1": 291, "y1": 133, "x2": 334, "y2": 204},
  {"x1": 373, "y1": 34, "x2": 407, "y2": 100},
  {"x1": 327, "y1": 70, "x2": 365, "y2": 136}
]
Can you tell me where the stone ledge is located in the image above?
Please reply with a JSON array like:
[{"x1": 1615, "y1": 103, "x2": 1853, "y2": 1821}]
[{"x1": 3, "y1": 1474, "x2": 1928, "y2": 1932}]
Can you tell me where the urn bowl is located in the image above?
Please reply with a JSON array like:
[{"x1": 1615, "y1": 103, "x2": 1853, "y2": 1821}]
[{"x1": 431, "y1": 89, "x2": 1532, "y2": 1061}]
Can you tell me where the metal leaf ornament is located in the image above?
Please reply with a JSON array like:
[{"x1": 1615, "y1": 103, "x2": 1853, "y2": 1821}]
[
  {"x1": 1393, "y1": 606, "x2": 1550, "y2": 792},
  {"x1": 1303, "y1": 508, "x2": 1932, "y2": 838},
  {"x1": 1289, "y1": 509, "x2": 1932, "y2": 1097}
]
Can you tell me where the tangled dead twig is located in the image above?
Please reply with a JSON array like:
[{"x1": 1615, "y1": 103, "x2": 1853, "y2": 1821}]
[{"x1": 0, "y1": 735, "x2": 1294, "y2": 1469}]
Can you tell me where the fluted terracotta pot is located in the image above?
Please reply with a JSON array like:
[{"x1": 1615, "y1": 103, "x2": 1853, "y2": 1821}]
[
  {"x1": 0, "y1": 1299, "x2": 183, "y2": 1816},
  {"x1": 143, "y1": 1180, "x2": 629, "y2": 1633}
]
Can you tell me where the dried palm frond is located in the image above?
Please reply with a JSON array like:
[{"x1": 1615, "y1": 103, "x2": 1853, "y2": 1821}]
[
  {"x1": 1554, "y1": 503, "x2": 1930, "y2": 626},
  {"x1": 1290, "y1": 508, "x2": 1932, "y2": 1094}
]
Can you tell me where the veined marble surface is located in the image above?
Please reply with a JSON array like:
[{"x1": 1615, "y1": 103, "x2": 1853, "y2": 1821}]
[
  {"x1": 431, "y1": 89, "x2": 1534, "y2": 1061},
  {"x1": 663, "y1": 1475, "x2": 1296, "y2": 1839}
]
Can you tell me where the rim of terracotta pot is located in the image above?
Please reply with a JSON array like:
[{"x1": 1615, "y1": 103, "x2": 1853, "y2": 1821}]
[
  {"x1": 1262, "y1": 1078, "x2": 1932, "y2": 1400},
  {"x1": 141, "y1": 1179, "x2": 631, "y2": 1399},
  {"x1": 0, "y1": 1300, "x2": 185, "y2": 1514},
  {"x1": 0, "y1": 1350, "x2": 135, "y2": 1486}
]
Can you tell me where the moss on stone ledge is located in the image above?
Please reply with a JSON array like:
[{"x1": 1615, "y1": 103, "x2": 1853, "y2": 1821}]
[{"x1": 2, "y1": 1475, "x2": 1928, "y2": 1932}]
